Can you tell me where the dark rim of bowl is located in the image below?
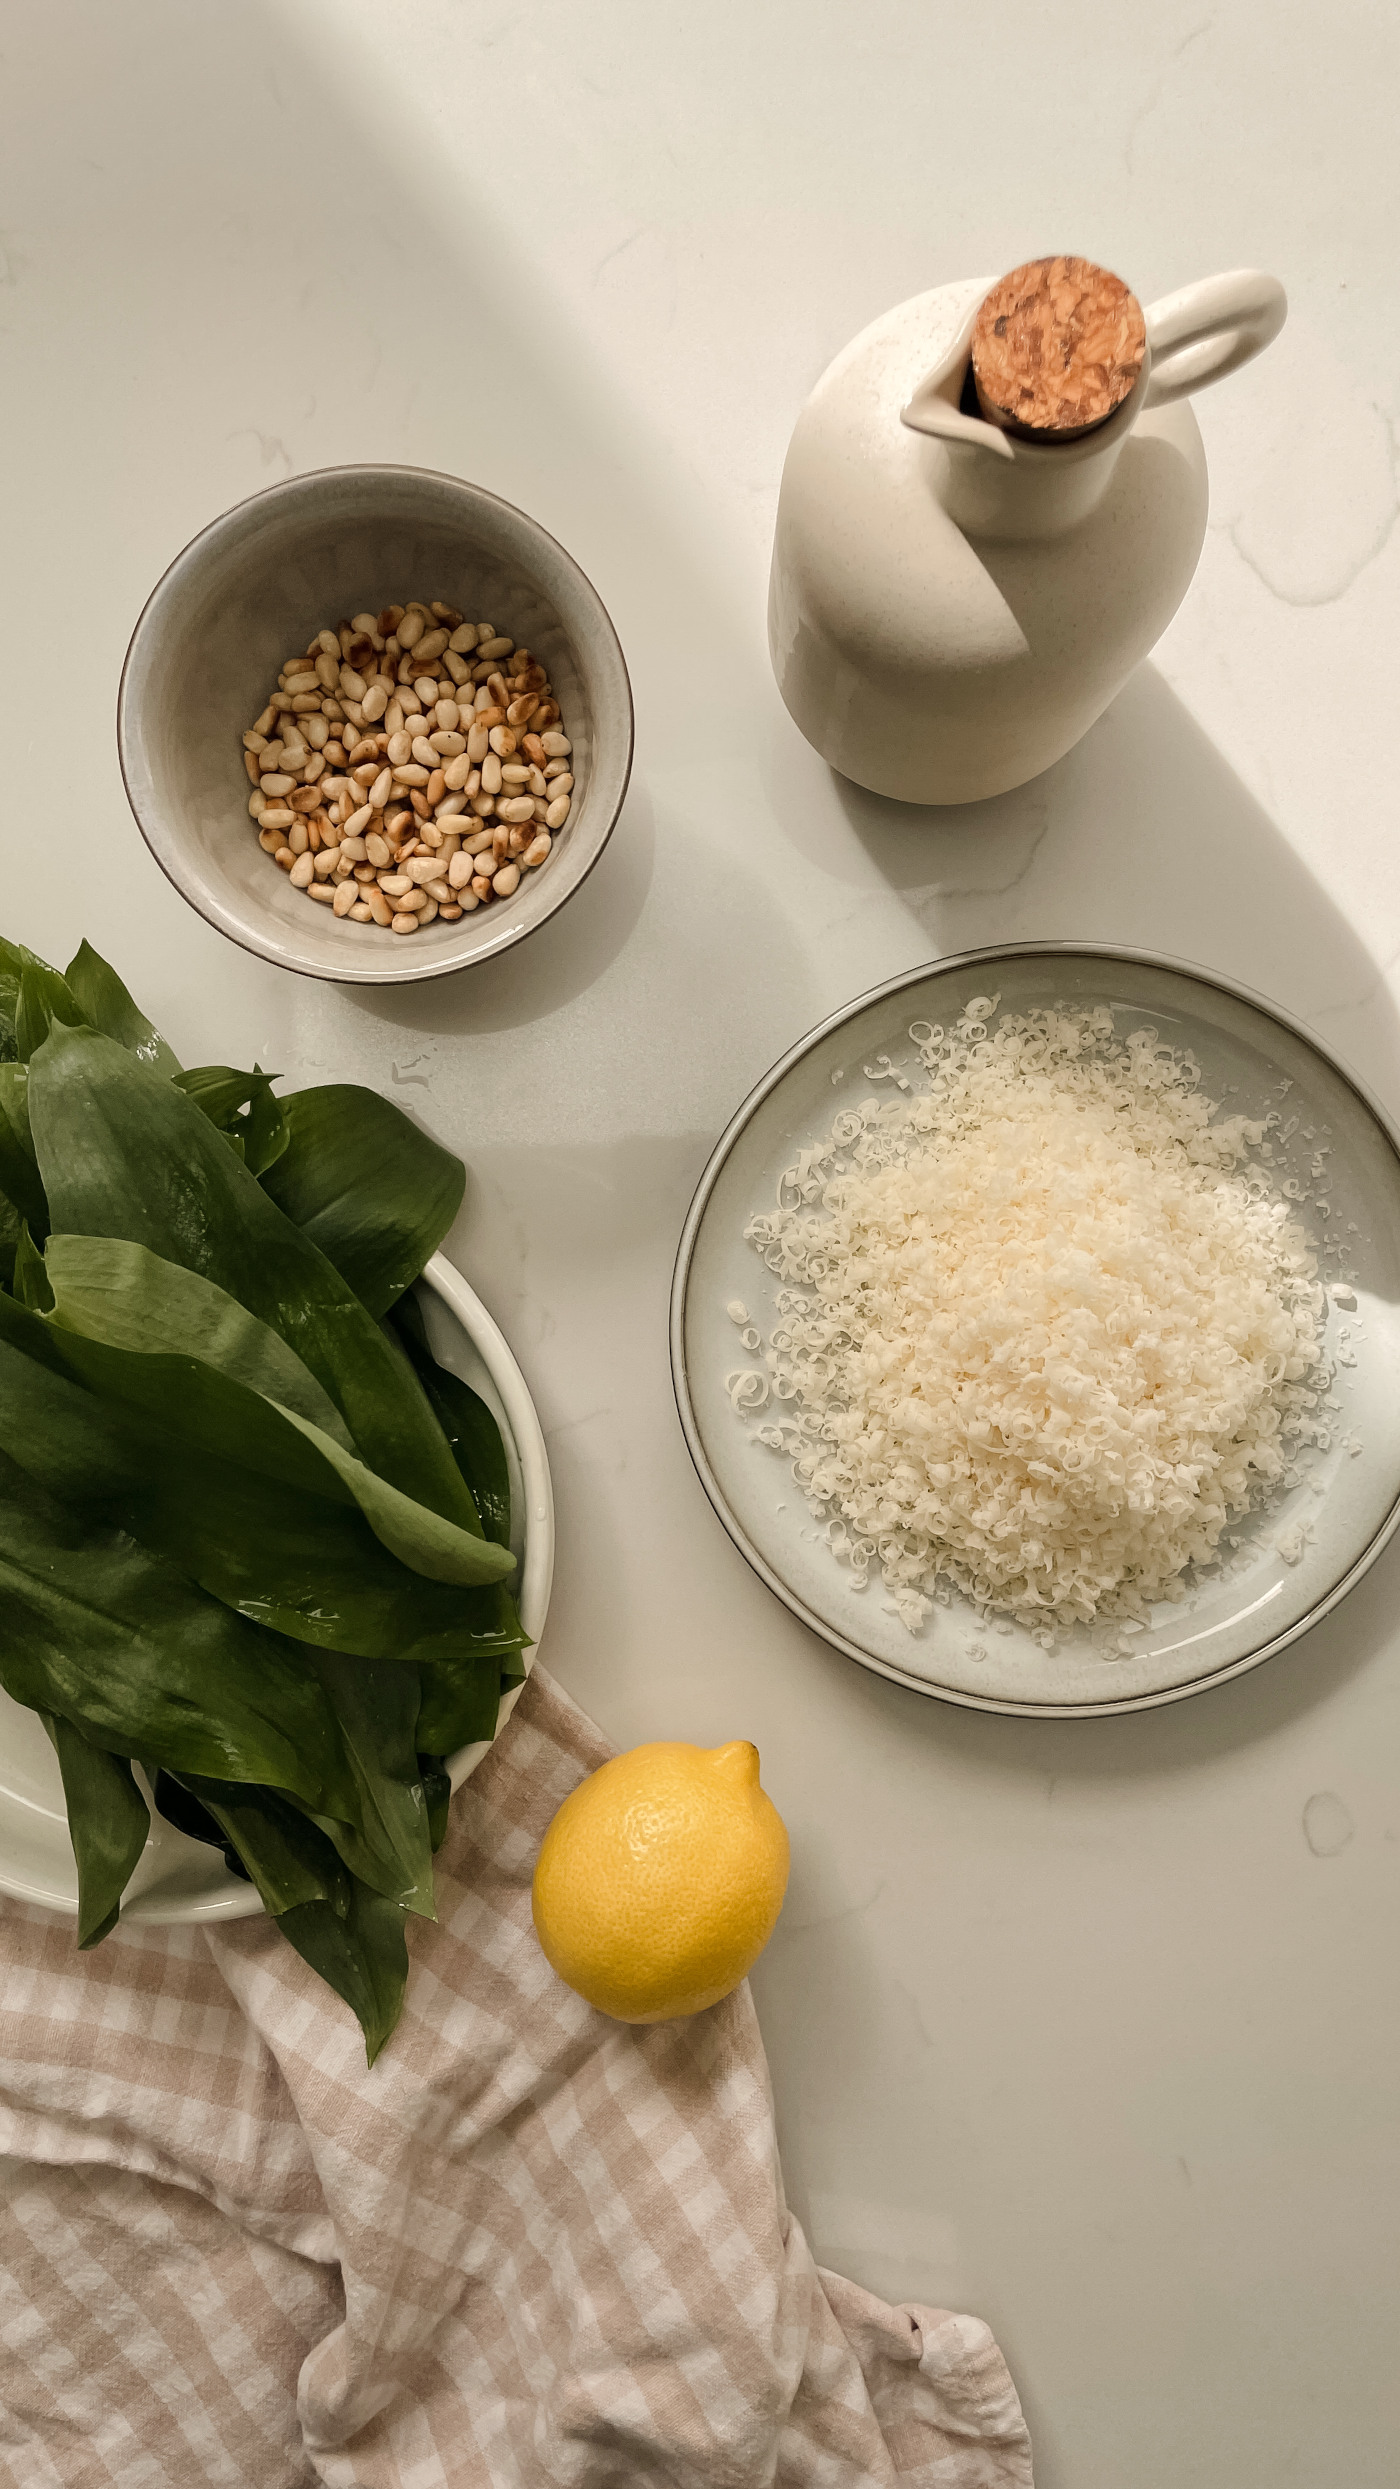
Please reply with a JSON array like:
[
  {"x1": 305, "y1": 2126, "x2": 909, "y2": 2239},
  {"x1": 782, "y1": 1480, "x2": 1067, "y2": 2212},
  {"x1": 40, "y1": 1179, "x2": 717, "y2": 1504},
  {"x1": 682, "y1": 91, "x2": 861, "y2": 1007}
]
[
  {"x1": 670, "y1": 939, "x2": 1400, "y2": 1720},
  {"x1": 116, "y1": 462, "x2": 635, "y2": 986}
]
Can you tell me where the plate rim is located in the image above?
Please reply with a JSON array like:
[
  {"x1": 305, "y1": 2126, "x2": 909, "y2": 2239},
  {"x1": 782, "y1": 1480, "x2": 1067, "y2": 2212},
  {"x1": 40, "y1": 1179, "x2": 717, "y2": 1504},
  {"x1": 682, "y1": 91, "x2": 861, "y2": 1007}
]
[
  {"x1": 0, "y1": 1250, "x2": 554, "y2": 1924},
  {"x1": 669, "y1": 940, "x2": 1400, "y2": 1719}
]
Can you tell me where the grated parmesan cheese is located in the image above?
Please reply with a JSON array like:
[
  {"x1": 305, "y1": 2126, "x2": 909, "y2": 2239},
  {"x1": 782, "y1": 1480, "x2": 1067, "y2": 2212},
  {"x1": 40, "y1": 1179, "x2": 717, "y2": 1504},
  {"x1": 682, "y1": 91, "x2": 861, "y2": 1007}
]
[{"x1": 739, "y1": 1000, "x2": 1327, "y2": 1639}]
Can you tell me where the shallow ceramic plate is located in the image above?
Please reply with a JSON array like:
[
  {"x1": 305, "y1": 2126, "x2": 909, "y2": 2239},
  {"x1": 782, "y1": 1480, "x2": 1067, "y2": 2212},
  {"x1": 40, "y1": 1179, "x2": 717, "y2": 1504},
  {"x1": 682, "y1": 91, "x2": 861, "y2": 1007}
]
[
  {"x1": 672, "y1": 945, "x2": 1400, "y2": 1717},
  {"x1": 0, "y1": 1252, "x2": 554, "y2": 1923}
]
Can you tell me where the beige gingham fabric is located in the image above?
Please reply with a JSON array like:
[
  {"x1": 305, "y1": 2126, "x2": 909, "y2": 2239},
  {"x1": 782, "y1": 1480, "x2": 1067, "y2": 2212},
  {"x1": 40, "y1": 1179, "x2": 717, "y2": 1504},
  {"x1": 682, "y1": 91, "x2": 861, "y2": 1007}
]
[{"x1": 0, "y1": 1668, "x2": 1032, "y2": 2487}]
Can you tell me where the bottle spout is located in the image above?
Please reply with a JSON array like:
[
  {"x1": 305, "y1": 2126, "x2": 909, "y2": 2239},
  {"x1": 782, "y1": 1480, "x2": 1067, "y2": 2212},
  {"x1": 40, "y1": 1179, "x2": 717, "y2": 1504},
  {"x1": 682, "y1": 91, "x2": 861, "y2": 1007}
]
[{"x1": 900, "y1": 309, "x2": 1016, "y2": 460}]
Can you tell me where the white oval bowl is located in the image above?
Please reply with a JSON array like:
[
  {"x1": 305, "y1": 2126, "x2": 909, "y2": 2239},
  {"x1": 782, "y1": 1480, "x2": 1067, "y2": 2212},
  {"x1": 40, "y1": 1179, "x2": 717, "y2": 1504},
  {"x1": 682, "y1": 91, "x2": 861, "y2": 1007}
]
[
  {"x1": 0, "y1": 1252, "x2": 553, "y2": 1925},
  {"x1": 118, "y1": 463, "x2": 633, "y2": 985}
]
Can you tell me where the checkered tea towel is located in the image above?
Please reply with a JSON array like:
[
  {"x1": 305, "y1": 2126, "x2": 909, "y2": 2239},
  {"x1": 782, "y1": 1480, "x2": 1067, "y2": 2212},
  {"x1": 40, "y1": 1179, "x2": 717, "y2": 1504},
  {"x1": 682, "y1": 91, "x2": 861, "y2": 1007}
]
[{"x1": 0, "y1": 1666, "x2": 1032, "y2": 2487}]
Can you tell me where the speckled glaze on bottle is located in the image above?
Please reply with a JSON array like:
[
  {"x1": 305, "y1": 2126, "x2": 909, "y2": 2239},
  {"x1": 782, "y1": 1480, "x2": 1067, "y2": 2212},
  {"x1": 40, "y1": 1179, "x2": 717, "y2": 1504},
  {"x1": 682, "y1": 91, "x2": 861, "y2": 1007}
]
[{"x1": 769, "y1": 268, "x2": 1286, "y2": 805}]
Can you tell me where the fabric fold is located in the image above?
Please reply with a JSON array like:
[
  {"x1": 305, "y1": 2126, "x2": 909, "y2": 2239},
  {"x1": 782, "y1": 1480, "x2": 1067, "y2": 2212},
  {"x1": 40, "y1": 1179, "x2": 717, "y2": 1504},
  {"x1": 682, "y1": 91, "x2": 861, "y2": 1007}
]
[{"x1": 0, "y1": 1667, "x2": 1032, "y2": 2487}]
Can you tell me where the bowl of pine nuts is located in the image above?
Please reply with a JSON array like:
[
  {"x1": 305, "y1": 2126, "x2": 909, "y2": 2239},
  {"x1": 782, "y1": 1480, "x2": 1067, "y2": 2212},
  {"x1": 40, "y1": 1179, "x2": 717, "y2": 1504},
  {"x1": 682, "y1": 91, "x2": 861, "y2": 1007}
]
[{"x1": 118, "y1": 465, "x2": 633, "y2": 981}]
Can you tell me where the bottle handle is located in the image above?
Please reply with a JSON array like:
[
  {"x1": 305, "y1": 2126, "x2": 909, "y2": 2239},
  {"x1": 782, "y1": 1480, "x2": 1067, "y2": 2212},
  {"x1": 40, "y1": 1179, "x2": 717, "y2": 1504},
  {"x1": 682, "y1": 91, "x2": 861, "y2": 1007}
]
[{"x1": 1141, "y1": 269, "x2": 1286, "y2": 409}]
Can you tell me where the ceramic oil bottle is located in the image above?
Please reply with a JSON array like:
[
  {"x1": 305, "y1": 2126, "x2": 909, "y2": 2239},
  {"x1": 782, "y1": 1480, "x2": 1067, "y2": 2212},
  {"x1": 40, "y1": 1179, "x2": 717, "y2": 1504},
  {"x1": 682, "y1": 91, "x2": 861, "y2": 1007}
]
[{"x1": 768, "y1": 259, "x2": 1286, "y2": 804}]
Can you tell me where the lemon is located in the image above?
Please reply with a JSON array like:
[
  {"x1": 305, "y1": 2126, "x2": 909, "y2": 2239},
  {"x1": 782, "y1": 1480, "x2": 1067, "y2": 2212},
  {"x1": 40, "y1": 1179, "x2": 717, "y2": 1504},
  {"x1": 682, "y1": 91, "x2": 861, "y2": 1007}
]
[{"x1": 531, "y1": 1740, "x2": 790, "y2": 2023}]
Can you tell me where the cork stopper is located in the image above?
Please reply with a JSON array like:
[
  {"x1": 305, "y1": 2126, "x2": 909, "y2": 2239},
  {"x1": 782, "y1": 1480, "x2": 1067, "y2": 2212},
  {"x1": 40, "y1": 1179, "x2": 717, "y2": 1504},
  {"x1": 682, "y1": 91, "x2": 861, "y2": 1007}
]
[{"x1": 970, "y1": 257, "x2": 1146, "y2": 441}]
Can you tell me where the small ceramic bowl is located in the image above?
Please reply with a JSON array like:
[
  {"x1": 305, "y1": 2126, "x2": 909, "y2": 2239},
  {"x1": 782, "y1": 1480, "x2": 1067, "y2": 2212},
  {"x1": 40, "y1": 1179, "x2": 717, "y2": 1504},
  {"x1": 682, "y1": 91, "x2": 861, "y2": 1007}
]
[{"x1": 118, "y1": 465, "x2": 633, "y2": 984}]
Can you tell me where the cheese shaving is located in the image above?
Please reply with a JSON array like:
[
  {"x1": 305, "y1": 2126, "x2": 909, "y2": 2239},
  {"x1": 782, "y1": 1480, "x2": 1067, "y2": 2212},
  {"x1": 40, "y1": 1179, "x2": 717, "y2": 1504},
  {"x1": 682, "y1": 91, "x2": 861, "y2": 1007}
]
[{"x1": 740, "y1": 1000, "x2": 1327, "y2": 1639}]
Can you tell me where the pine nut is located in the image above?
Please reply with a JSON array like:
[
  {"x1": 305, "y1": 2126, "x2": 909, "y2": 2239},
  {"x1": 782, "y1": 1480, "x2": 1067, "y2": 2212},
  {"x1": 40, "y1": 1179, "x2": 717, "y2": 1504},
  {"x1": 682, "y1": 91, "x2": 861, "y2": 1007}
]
[
  {"x1": 440, "y1": 903, "x2": 464, "y2": 919},
  {"x1": 243, "y1": 596, "x2": 572, "y2": 932}
]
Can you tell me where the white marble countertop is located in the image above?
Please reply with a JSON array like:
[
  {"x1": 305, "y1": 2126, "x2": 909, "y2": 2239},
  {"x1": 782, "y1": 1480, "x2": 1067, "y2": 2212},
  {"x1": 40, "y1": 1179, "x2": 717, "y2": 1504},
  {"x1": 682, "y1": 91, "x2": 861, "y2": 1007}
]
[{"x1": 3, "y1": 5, "x2": 1398, "y2": 2480}]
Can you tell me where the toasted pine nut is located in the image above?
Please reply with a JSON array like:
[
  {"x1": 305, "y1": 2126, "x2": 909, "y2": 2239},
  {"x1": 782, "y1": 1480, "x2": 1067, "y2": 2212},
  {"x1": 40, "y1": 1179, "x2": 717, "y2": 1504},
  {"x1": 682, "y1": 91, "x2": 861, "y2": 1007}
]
[
  {"x1": 306, "y1": 883, "x2": 334, "y2": 904},
  {"x1": 289, "y1": 853, "x2": 315, "y2": 889},
  {"x1": 392, "y1": 764, "x2": 430, "y2": 787},
  {"x1": 397, "y1": 610, "x2": 425, "y2": 650},
  {"x1": 448, "y1": 623, "x2": 479, "y2": 653},
  {"x1": 498, "y1": 795, "x2": 535, "y2": 824},
  {"x1": 260, "y1": 805, "x2": 295, "y2": 830},
  {"x1": 488, "y1": 726, "x2": 517, "y2": 758},
  {"x1": 274, "y1": 846, "x2": 295, "y2": 870},
  {"x1": 442, "y1": 651, "x2": 470, "y2": 685},
  {"x1": 378, "y1": 874, "x2": 413, "y2": 898},
  {"x1": 390, "y1": 913, "x2": 419, "y2": 934},
  {"x1": 349, "y1": 901, "x2": 373, "y2": 921},
  {"x1": 332, "y1": 880, "x2": 357, "y2": 916},
  {"x1": 506, "y1": 695, "x2": 538, "y2": 728},
  {"x1": 476, "y1": 635, "x2": 514, "y2": 660},
  {"x1": 523, "y1": 832, "x2": 552, "y2": 868},
  {"x1": 366, "y1": 887, "x2": 393, "y2": 926},
  {"x1": 257, "y1": 825, "x2": 283, "y2": 853},
  {"x1": 345, "y1": 805, "x2": 373, "y2": 838},
  {"x1": 315, "y1": 653, "x2": 340, "y2": 689},
  {"x1": 444, "y1": 754, "x2": 473, "y2": 790},
  {"x1": 545, "y1": 795, "x2": 572, "y2": 829},
  {"x1": 254, "y1": 704, "x2": 276, "y2": 735},
  {"x1": 540, "y1": 731, "x2": 571, "y2": 757}
]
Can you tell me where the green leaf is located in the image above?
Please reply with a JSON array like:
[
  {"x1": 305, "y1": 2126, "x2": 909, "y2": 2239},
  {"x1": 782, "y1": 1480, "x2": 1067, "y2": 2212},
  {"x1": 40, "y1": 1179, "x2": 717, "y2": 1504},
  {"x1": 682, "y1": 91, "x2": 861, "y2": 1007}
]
[
  {"x1": 42, "y1": 1714, "x2": 151, "y2": 1947},
  {"x1": 46, "y1": 1232, "x2": 352, "y2": 1447},
  {"x1": 63, "y1": 941, "x2": 182, "y2": 1076},
  {"x1": 0, "y1": 1063, "x2": 47, "y2": 1236},
  {"x1": 0, "y1": 1301, "x2": 524, "y2": 1670},
  {"x1": 393, "y1": 1290, "x2": 512, "y2": 1546},
  {"x1": 151, "y1": 1769, "x2": 249, "y2": 1879},
  {"x1": 415, "y1": 1654, "x2": 504, "y2": 1755},
  {"x1": 42, "y1": 1234, "x2": 513, "y2": 1591},
  {"x1": 15, "y1": 962, "x2": 82, "y2": 1064},
  {"x1": 0, "y1": 1188, "x2": 20, "y2": 1293},
  {"x1": 0, "y1": 937, "x2": 57, "y2": 1052},
  {"x1": 261, "y1": 1084, "x2": 465, "y2": 1316},
  {"x1": 301, "y1": 1654, "x2": 433, "y2": 1915},
  {"x1": 12, "y1": 1222, "x2": 52, "y2": 1313},
  {"x1": 176, "y1": 1778, "x2": 411, "y2": 2062},
  {"x1": 420, "y1": 1759, "x2": 452, "y2": 1852},
  {"x1": 27, "y1": 1024, "x2": 477, "y2": 1528},
  {"x1": 278, "y1": 1880, "x2": 409, "y2": 2066},
  {"x1": 0, "y1": 1446, "x2": 365, "y2": 1823},
  {"x1": 174, "y1": 1065, "x2": 288, "y2": 1178}
]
